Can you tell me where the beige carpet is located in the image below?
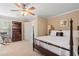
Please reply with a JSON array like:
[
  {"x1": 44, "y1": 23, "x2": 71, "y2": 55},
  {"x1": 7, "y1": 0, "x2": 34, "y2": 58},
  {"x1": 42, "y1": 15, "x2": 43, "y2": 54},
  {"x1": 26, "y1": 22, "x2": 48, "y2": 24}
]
[{"x1": 0, "y1": 40, "x2": 42, "y2": 56}]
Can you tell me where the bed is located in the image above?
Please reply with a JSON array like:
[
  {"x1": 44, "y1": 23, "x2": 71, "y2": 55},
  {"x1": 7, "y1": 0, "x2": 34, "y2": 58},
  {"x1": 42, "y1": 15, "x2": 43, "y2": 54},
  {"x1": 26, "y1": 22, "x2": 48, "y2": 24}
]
[{"x1": 33, "y1": 19, "x2": 79, "y2": 56}]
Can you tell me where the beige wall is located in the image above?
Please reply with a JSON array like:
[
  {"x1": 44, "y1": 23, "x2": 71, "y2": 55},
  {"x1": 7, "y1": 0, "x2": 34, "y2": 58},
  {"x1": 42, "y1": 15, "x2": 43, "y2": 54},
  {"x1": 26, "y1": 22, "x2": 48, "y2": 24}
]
[
  {"x1": 48, "y1": 10, "x2": 79, "y2": 30},
  {"x1": 32, "y1": 16, "x2": 47, "y2": 37},
  {"x1": 23, "y1": 9, "x2": 79, "y2": 38},
  {"x1": 38, "y1": 17, "x2": 47, "y2": 36},
  {"x1": 23, "y1": 16, "x2": 47, "y2": 41}
]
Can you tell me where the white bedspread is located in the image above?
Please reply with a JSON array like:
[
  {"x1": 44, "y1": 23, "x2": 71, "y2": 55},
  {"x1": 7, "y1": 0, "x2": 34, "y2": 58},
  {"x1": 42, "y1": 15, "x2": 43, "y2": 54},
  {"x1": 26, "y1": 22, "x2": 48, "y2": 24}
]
[
  {"x1": 35, "y1": 35, "x2": 78, "y2": 56},
  {"x1": 36, "y1": 36, "x2": 70, "y2": 49}
]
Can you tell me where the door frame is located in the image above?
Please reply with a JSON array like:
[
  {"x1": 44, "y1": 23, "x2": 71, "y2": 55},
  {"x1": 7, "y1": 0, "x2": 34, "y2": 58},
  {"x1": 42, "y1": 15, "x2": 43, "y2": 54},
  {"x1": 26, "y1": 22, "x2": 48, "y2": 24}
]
[{"x1": 11, "y1": 21, "x2": 24, "y2": 42}]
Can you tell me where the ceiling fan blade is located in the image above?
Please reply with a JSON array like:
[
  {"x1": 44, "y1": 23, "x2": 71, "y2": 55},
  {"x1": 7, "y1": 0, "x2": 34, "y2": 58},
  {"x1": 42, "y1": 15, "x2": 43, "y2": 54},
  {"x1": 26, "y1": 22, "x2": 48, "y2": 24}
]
[
  {"x1": 15, "y1": 3, "x2": 21, "y2": 8},
  {"x1": 10, "y1": 10, "x2": 20, "y2": 11},
  {"x1": 21, "y1": 3, "x2": 26, "y2": 9},
  {"x1": 28, "y1": 7, "x2": 35, "y2": 10},
  {"x1": 28, "y1": 12, "x2": 35, "y2": 15}
]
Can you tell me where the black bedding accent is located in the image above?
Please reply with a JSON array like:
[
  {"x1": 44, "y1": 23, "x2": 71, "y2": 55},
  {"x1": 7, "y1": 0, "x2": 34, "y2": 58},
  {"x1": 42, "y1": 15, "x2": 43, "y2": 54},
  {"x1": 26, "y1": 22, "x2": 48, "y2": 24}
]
[
  {"x1": 60, "y1": 32, "x2": 63, "y2": 36},
  {"x1": 56, "y1": 32, "x2": 63, "y2": 36}
]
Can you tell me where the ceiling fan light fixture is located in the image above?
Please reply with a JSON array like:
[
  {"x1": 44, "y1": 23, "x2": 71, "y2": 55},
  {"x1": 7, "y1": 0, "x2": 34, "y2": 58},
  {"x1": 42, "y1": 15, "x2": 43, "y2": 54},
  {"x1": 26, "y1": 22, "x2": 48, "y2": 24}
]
[
  {"x1": 21, "y1": 11, "x2": 28, "y2": 16},
  {"x1": 11, "y1": 3, "x2": 35, "y2": 16},
  {"x1": 20, "y1": 11, "x2": 24, "y2": 14},
  {"x1": 24, "y1": 12, "x2": 28, "y2": 15}
]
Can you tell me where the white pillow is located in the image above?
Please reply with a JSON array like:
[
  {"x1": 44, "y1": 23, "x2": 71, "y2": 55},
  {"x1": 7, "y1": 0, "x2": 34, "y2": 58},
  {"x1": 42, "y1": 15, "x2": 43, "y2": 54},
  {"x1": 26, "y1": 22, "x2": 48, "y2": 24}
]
[
  {"x1": 50, "y1": 30, "x2": 78, "y2": 38},
  {"x1": 62, "y1": 30, "x2": 77, "y2": 37},
  {"x1": 50, "y1": 30, "x2": 59, "y2": 36},
  {"x1": 62, "y1": 30, "x2": 70, "y2": 37},
  {"x1": 50, "y1": 30, "x2": 70, "y2": 36}
]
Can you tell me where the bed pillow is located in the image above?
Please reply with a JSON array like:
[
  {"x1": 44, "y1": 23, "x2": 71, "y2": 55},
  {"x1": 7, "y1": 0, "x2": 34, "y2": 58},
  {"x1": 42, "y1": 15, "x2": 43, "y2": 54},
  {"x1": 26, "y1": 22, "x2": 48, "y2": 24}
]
[
  {"x1": 59, "y1": 32, "x2": 64, "y2": 36},
  {"x1": 50, "y1": 31, "x2": 58, "y2": 36},
  {"x1": 63, "y1": 30, "x2": 70, "y2": 37},
  {"x1": 50, "y1": 30, "x2": 64, "y2": 36},
  {"x1": 56, "y1": 32, "x2": 60, "y2": 36},
  {"x1": 56, "y1": 32, "x2": 64, "y2": 36}
]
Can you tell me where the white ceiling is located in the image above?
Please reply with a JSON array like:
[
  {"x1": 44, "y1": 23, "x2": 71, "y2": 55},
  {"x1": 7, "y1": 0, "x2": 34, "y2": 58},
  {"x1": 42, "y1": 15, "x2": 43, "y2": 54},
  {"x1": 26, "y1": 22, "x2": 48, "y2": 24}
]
[{"x1": 0, "y1": 3, "x2": 79, "y2": 21}]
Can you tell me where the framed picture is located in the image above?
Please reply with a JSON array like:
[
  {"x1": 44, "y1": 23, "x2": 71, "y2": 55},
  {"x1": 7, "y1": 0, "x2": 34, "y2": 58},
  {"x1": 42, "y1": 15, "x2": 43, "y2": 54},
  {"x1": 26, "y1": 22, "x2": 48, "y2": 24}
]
[{"x1": 60, "y1": 19, "x2": 69, "y2": 27}]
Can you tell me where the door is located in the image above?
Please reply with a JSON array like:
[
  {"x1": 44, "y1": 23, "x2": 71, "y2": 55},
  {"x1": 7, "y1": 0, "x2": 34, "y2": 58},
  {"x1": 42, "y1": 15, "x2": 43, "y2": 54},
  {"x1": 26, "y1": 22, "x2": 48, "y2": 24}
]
[
  {"x1": 12, "y1": 21, "x2": 22, "y2": 42},
  {"x1": 24, "y1": 22, "x2": 33, "y2": 42}
]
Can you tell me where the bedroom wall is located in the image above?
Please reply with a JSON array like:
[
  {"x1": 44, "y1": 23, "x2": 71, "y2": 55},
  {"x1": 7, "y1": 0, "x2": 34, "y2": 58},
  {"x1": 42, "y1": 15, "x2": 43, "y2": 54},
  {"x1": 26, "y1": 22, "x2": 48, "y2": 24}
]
[
  {"x1": 23, "y1": 16, "x2": 47, "y2": 42},
  {"x1": 33, "y1": 16, "x2": 47, "y2": 37},
  {"x1": 37, "y1": 16, "x2": 47, "y2": 36},
  {"x1": 48, "y1": 10, "x2": 79, "y2": 30}
]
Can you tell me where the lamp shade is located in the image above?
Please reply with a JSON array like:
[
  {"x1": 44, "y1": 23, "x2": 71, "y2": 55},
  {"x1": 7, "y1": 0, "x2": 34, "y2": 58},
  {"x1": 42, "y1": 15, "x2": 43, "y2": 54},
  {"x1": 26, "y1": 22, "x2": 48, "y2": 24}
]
[{"x1": 48, "y1": 25, "x2": 51, "y2": 30}]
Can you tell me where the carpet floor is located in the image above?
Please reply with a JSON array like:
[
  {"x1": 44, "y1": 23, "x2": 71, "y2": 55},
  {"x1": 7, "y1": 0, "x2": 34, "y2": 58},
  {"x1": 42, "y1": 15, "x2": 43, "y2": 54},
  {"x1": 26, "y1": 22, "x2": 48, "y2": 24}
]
[{"x1": 0, "y1": 40, "x2": 42, "y2": 56}]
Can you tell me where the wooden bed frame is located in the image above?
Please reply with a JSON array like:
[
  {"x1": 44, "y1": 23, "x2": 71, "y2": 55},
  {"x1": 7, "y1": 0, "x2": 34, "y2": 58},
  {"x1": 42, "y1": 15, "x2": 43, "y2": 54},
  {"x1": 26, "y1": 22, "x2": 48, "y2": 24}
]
[{"x1": 33, "y1": 19, "x2": 73, "y2": 56}]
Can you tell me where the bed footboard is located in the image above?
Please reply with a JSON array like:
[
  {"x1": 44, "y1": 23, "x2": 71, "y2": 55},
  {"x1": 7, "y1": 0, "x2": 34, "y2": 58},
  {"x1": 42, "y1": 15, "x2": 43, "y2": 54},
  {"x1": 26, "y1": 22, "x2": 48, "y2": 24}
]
[
  {"x1": 34, "y1": 44, "x2": 58, "y2": 56},
  {"x1": 33, "y1": 38, "x2": 70, "y2": 56}
]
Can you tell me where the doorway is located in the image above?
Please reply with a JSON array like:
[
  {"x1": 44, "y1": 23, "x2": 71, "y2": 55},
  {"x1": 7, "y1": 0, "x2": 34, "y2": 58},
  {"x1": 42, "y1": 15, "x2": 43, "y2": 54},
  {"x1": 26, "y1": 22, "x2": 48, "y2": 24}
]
[
  {"x1": 24, "y1": 22, "x2": 33, "y2": 42},
  {"x1": 12, "y1": 21, "x2": 22, "y2": 42}
]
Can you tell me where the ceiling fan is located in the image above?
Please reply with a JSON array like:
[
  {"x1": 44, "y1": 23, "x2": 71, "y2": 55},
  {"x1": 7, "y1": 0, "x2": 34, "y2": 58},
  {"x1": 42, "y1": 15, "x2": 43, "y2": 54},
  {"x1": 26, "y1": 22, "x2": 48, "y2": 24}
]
[{"x1": 11, "y1": 3, "x2": 36, "y2": 16}]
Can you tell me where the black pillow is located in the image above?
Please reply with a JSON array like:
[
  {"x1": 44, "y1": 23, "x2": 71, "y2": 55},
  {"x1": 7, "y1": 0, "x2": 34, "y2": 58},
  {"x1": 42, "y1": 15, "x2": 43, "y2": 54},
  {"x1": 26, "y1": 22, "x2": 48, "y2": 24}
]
[
  {"x1": 60, "y1": 32, "x2": 63, "y2": 36},
  {"x1": 56, "y1": 32, "x2": 60, "y2": 36},
  {"x1": 56, "y1": 32, "x2": 63, "y2": 36}
]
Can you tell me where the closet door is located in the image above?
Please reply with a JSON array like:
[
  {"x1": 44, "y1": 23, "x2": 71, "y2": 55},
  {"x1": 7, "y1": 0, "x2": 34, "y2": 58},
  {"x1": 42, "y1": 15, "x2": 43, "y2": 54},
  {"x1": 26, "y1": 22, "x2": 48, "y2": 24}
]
[
  {"x1": 24, "y1": 22, "x2": 33, "y2": 42},
  {"x1": 12, "y1": 21, "x2": 22, "y2": 42}
]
